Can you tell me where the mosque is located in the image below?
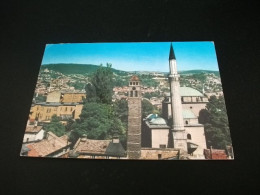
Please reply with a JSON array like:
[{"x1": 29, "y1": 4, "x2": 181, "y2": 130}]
[{"x1": 127, "y1": 43, "x2": 208, "y2": 159}]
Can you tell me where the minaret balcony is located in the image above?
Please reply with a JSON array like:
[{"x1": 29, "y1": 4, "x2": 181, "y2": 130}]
[{"x1": 168, "y1": 74, "x2": 180, "y2": 78}]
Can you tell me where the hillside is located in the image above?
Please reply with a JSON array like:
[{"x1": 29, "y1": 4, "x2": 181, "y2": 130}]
[
  {"x1": 41, "y1": 63, "x2": 128, "y2": 75},
  {"x1": 179, "y1": 70, "x2": 220, "y2": 76}
]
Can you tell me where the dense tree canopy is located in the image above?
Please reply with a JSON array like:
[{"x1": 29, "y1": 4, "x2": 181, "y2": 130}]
[
  {"x1": 69, "y1": 102, "x2": 126, "y2": 145},
  {"x1": 43, "y1": 115, "x2": 66, "y2": 137},
  {"x1": 199, "y1": 95, "x2": 231, "y2": 149},
  {"x1": 70, "y1": 64, "x2": 127, "y2": 148},
  {"x1": 85, "y1": 63, "x2": 113, "y2": 104},
  {"x1": 142, "y1": 99, "x2": 160, "y2": 118}
]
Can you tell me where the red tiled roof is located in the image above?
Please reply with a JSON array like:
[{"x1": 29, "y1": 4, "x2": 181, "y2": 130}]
[
  {"x1": 26, "y1": 132, "x2": 68, "y2": 157},
  {"x1": 204, "y1": 149, "x2": 228, "y2": 160}
]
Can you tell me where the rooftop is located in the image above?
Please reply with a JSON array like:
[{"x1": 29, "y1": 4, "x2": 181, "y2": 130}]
[
  {"x1": 165, "y1": 87, "x2": 204, "y2": 97},
  {"x1": 130, "y1": 75, "x2": 140, "y2": 81},
  {"x1": 182, "y1": 109, "x2": 196, "y2": 119},
  {"x1": 25, "y1": 125, "x2": 43, "y2": 133},
  {"x1": 35, "y1": 102, "x2": 80, "y2": 106},
  {"x1": 25, "y1": 132, "x2": 68, "y2": 157},
  {"x1": 73, "y1": 138, "x2": 126, "y2": 157}
]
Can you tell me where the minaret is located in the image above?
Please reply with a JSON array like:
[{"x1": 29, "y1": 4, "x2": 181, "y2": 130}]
[
  {"x1": 168, "y1": 43, "x2": 187, "y2": 152},
  {"x1": 127, "y1": 76, "x2": 142, "y2": 159}
]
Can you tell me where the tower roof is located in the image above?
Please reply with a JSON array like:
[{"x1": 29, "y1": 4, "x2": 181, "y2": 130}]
[
  {"x1": 169, "y1": 43, "x2": 176, "y2": 60},
  {"x1": 130, "y1": 75, "x2": 140, "y2": 81}
]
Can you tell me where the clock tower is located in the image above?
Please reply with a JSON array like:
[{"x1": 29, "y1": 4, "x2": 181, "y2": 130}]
[{"x1": 127, "y1": 75, "x2": 142, "y2": 159}]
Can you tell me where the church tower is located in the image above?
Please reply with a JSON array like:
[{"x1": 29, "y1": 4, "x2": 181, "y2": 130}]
[
  {"x1": 168, "y1": 43, "x2": 187, "y2": 152},
  {"x1": 127, "y1": 76, "x2": 142, "y2": 159}
]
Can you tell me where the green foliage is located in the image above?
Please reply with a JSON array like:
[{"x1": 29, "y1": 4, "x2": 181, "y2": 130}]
[
  {"x1": 65, "y1": 118, "x2": 75, "y2": 132},
  {"x1": 139, "y1": 74, "x2": 159, "y2": 88},
  {"x1": 41, "y1": 63, "x2": 128, "y2": 76},
  {"x1": 71, "y1": 81, "x2": 85, "y2": 90},
  {"x1": 112, "y1": 76, "x2": 129, "y2": 87},
  {"x1": 142, "y1": 99, "x2": 160, "y2": 118},
  {"x1": 199, "y1": 95, "x2": 231, "y2": 149},
  {"x1": 44, "y1": 115, "x2": 66, "y2": 137},
  {"x1": 69, "y1": 102, "x2": 126, "y2": 145},
  {"x1": 113, "y1": 99, "x2": 128, "y2": 124},
  {"x1": 85, "y1": 64, "x2": 113, "y2": 104},
  {"x1": 35, "y1": 94, "x2": 46, "y2": 103},
  {"x1": 180, "y1": 70, "x2": 220, "y2": 77},
  {"x1": 143, "y1": 91, "x2": 161, "y2": 99}
]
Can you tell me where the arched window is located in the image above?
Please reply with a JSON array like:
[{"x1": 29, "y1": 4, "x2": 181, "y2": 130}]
[
  {"x1": 185, "y1": 120, "x2": 189, "y2": 125},
  {"x1": 130, "y1": 82, "x2": 132, "y2": 85},
  {"x1": 187, "y1": 134, "x2": 191, "y2": 140},
  {"x1": 130, "y1": 91, "x2": 133, "y2": 97},
  {"x1": 136, "y1": 82, "x2": 138, "y2": 85},
  {"x1": 135, "y1": 91, "x2": 138, "y2": 97}
]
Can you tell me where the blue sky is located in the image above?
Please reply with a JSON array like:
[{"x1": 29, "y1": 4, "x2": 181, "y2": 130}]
[{"x1": 41, "y1": 42, "x2": 219, "y2": 72}]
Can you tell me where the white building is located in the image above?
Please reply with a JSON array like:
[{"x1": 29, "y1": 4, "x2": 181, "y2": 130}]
[{"x1": 23, "y1": 125, "x2": 45, "y2": 143}]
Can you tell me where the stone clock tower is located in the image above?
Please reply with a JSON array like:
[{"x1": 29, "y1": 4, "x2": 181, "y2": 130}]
[
  {"x1": 127, "y1": 75, "x2": 142, "y2": 159},
  {"x1": 169, "y1": 43, "x2": 187, "y2": 152}
]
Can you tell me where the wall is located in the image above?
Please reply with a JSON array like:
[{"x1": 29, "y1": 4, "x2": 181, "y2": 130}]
[
  {"x1": 23, "y1": 129, "x2": 45, "y2": 143},
  {"x1": 46, "y1": 91, "x2": 61, "y2": 102},
  {"x1": 151, "y1": 129, "x2": 169, "y2": 148},
  {"x1": 185, "y1": 125, "x2": 207, "y2": 159}
]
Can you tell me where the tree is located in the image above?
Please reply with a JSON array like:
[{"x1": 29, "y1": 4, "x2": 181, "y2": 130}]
[
  {"x1": 69, "y1": 102, "x2": 126, "y2": 145},
  {"x1": 113, "y1": 99, "x2": 128, "y2": 124},
  {"x1": 199, "y1": 95, "x2": 231, "y2": 149},
  {"x1": 85, "y1": 63, "x2": 113, "y2": 104},
  {"x1": 142, "y1": 99, "x2": 160, "y2": 118},
  {"x1": 35, "y1": 94, "x2": 46, "y2": 103},
  {"x1": 44, "y1": 115, "x2": 66, "y2": 137}
]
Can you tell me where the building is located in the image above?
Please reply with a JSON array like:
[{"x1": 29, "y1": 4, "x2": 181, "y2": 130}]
[
  {"x1": 71, "y1": 136, "x2": 126, "y2": 159},
  {"x1": 29, "y1": 102, "x2": 83, "y2": 122},
  {"x1": 22, "y1": 132, "x2": 70, "y2": 158},
  {"x1": 29, "y1": 90, "x2": 86, "y2": 122},
  {"x1": 127, "y1": 44, "x2": 207, "y2": 159},
  {"x1": 23, "y1": 121, "x2": 45, "y2": 143}
]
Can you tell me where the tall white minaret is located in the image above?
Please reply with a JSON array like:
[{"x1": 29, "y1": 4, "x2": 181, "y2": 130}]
[{"x1": 168, "y1": 43, "x2": 187, "y2": 152}]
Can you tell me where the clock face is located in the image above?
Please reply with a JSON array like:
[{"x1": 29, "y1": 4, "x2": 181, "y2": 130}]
[{"x1": 132, "y1": 87, "x2": 136, "y2": 90}]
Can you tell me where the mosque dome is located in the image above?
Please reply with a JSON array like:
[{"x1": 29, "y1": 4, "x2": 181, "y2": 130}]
[
  {"x1": 150, "y1": 117, "x2": 167, "y2": 125},
  {"x1": 180, "y1": 87, "x2": 204, "y2": 97},
  {"x1": 164, "y1": 87, "x2": 204, "y2": 97}
]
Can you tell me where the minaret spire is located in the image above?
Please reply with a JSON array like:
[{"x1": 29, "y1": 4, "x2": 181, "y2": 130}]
[
  {"x1": 168, "y1": 43, "x2": 187, "y2": 152},
  {"x1": 169, "y1": 43, "x2": 176, "y2": 60}
]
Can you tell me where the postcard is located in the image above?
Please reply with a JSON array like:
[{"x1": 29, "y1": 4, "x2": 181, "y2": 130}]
[{"x1": 20, "y1": 42, "x2": 234, "y2": 160}]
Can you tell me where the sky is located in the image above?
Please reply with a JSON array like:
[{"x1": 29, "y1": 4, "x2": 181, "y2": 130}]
[{"x1": 41, "y1": 42, "x2": 219, "y2": 72}]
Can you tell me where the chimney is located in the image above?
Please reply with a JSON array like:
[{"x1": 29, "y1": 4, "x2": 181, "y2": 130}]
[
  {"x1": 81, "y1": 134, "x2": 87, "y2": 142},
  {"x1": 112, "y1": 136, "x2": 119, "y2": 143}
]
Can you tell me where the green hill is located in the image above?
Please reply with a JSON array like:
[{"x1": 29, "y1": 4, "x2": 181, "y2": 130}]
[
  {"x1": 41, "y1": 63, "x2": 128, "y2": 76},
  {"x1": 179, "y1": 70, "x2": 220, "y2": 76}
]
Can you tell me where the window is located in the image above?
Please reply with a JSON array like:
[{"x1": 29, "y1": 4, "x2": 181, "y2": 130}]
[
  {"x1": 71, "y1": 107, "x2": 73, "y2": 111},
  {"x1": 135, "y1": 91, "x2": 138, "y2": 97},
  {"x1": 190, "y1": 106, "x2": 193, "y2": 109},
  {"x1": 158, "y1": 154, "x2": 162, "y2": 159},
  {"x1": 65, "y1": 107, "x2": 67, "y2": 111},
  {"x1": 187, "y1": 134, "x2": 191, "y2": 140},
  {"x1": 130, "y1": 91, "x2": 133, "y2": 97},
  {"x1": 136, "y1": 82, "x2": 138, "y2": 85},
  {"x1": 130, "y1": 82, "x2": 132, "y2": 85},
  {"x1": 185, "y1": 120, "x2": 189, "y2": 125},
  {"x1": 159, "y1": 144, "x2": 166, "y2": 148}
]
